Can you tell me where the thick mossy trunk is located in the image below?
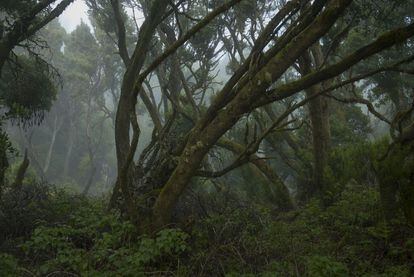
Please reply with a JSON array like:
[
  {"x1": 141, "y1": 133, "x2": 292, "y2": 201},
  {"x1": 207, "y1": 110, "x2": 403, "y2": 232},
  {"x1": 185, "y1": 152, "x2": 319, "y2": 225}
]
[
  {"x1": 0, "y1": 148, "x2": 8, "y2": 196},
  {"x1": 376, "y1": 143, "x2": 414, "y2": 224},
  {"x1": 0, "y1": 41, "x2": 12, "y2": 76},
  {"x1": 398, "y1": 144, "x2": 414, "y2": 225},
  {"x1": 378, "y1": 179, "x2": 399, "y2": 222},
  {"x1": 400, "y1": 179, "x2": 414, "y2": 226},
  {"x1": 308, "y1": 92, "x2": 331, "y2": 196},
  {"x1": 299, "y1": 47, "x2": 331, "y2": 197}
]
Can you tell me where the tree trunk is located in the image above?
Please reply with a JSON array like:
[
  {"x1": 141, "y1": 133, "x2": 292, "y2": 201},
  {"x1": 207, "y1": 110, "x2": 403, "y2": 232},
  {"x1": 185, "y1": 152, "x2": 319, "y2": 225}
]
[
  {"x1": 13, "y1": 149, "x2": 30, "y2": 191},
  {"x1": 307, "y1": 88, "x2": 331, "y2": 193},
  {"x1": 43, "y1": 115, "x2": 62, "y2": 174},
  {"x1": 218, "y1": 138, "x2": 294, "y2": 210},
  {"x1": 63, "y1": 129, "x2": 74, "y2": 179},
  {"x1": 0, "y1": 41, "x2": 12, "y2": 76},
  {"x1": 111, "y1": 0, "x2": 171, "y2": 209},
  {"x1": 0, "y1": 145, "x2": 8, "y2": 195},
  {"x1": 82, "y1": 166, "x2": 96, "y2": 196},
  {"x1": 378, "y1": 178, "x2": 400, "y2": 222},
  {"x1": 21, "y1": 131, "x2": 47, "y2": 180},
  {"x1": 399, "y1": 178, "x2": 414, "y2": 226},
  {"x1": 298, "y1": 47, "x2": 331, "y2": 196}
]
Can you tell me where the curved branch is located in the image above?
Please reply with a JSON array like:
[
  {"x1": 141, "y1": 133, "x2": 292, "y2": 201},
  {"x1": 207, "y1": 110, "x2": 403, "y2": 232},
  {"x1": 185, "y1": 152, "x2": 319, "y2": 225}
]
[
  {"x1": 255, "y1": 23, "x2": 414, "y2": 107},
  {"x1": 110, "y1": 0, "x2": 130, "y2": 65},
  {"x1": 326, "y1": 94, "x2": 392, "y2": 125}
]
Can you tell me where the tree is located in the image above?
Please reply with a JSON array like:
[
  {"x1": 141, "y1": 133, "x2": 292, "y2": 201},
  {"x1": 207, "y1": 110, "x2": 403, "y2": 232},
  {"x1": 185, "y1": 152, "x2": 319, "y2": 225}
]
[
  {"x1": 0, "y1": 0, "x2": 74, "y2": 74},
  {"x1": 0, "y1": 0, "x2": 75, "y2": 193},
  {"x1": 87, "y1": 0, "x2": 414, "y2": 230},
  {"x1": 0, "y1": 55, "x2": 57, "y2": 188}
]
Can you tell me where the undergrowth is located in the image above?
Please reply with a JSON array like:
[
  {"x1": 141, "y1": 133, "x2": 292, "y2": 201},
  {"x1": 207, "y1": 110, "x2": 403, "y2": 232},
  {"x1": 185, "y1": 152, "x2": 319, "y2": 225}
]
[{"x1": 0, "y1": 182, "x2": 413, "y2": 276}]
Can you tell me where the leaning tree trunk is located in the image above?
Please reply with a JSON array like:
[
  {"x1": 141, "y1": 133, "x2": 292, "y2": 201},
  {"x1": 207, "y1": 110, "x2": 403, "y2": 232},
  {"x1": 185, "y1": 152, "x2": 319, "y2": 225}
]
[
  {"x1": 218, "y1": 138, "x2": 294, "y2": 210},
  {"x1": 151, "y1": 0, "x2": 353, "y2": 230}
]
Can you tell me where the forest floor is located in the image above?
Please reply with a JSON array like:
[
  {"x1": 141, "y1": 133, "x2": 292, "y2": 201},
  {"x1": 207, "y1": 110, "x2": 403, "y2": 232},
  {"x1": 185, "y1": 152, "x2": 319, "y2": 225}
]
[{"x1": 1, "y1": 181, "x2": 413, "y2": 276}]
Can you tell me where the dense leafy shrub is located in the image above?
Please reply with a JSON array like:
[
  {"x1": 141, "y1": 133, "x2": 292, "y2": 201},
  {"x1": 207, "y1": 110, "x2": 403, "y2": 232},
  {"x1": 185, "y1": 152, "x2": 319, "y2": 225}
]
[
  {"x1": 187, "y1": 183, "x2": 414, "y2": 276},
  {"x1": 0, "y1": 253, "x2": 21, "y2": 276},
  {"x1": 306, "y1": 255, "x2": 348, "y2": 277},
  {"x1": 15, "y1": 202, "x2": 188, "y2": 276},
  {"x1": 0, "y1": 182, "x2": 87, "y2": 244}
]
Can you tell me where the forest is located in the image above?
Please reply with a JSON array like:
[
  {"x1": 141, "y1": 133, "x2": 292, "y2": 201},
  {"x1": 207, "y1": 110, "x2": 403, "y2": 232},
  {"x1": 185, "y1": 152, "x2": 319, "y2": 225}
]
[{"x1": 0, "y1": 0, "x2": 414, "y2": 275}]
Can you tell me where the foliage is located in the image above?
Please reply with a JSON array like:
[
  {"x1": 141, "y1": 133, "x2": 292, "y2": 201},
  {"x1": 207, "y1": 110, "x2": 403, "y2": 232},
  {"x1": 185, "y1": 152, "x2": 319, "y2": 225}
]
[
  {"x1": 0, "y1": 56, "x2": 57, "y2": 126},
  {"x1": 0, "y1": 182, "x2": 88, "y2": 243},
  {"x1": 306, "y1": 255, "x2": 348, "y2": 277},
  {"x1": 1, "y1": 178, "x2": 413, "y2": 276},
  {"x1": 1, "y1": 184, "x2": 189, "y2": 275},
  {"x1": 186, "y1": 183, "x2": 413, "y2": 276},
  {"x1": 0, "y1": 253, "x2": 21, "y2": 276}
]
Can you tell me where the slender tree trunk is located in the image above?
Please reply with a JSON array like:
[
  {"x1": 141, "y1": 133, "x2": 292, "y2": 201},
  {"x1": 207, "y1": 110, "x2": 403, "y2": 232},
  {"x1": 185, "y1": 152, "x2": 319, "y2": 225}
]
[
  {"x1": 20, "y1": 131, "x2": 47, "y2": 180},
  {"x1": 13, "y1": 149, "x2": 30, "y2": 191},
  {"x1": 82, "y1": 166, "x2": 96, "y2": 196},
  {"x1": 63, "y1": 128, "x2": 74, "y2": 179},
  {"x1": 43, "y1": 115, "x2": 61, "y2": 174}
]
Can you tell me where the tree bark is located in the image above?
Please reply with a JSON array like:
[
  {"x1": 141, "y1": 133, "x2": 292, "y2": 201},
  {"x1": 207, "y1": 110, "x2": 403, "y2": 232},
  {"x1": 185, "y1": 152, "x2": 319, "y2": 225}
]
[
  {"x1": 13, "y1": 149, "x2": 30, "y2": 191},
  {"x1": 400, "y1": 172, "x2": 414, "y2": 226},
  {"x1": 114, "y1": 0, "x2": 170, "y2": 170},
  {"x1": 111, "y1": 0, "x2": 170, "y2": 209},
  {"x1": 298, "y1": 45, "x2": 331, "y2": 196},
  {"x1": 0, "y1": 42, "x2": 12, "y2": 76}
]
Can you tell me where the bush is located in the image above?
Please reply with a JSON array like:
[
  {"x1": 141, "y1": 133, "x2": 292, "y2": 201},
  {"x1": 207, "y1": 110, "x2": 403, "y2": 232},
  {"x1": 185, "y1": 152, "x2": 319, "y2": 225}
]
[
  {"x1": 0, "y1": 182, "x2": 88, "y2": 244},
  {"x1": 307, "y1": 255, "x2": 348, "y2": 277},
  {"x1": 187, "y1": 183, "x2": 414, "y2": 276},
  {"x1": 0, "y1": 253, "x2": 21, "y2": 276},
  {"x1": 18, "y1": 201, "x2": 188, "y2": 275}
]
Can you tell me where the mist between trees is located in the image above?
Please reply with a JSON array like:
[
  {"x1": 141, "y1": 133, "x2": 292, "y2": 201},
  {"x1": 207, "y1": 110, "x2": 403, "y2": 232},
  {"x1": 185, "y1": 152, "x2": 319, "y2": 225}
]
[{"x1": 1, "y1": 0, "x2": 414, "y2": 275}]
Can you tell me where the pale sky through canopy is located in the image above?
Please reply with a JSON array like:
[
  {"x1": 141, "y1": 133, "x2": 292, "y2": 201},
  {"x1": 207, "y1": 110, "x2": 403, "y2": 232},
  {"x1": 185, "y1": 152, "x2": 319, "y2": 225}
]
[{"x1": 59, "y1": 0, "x2": 91, "y2": 32}]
